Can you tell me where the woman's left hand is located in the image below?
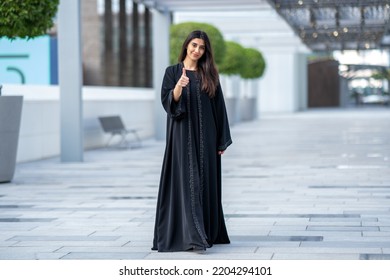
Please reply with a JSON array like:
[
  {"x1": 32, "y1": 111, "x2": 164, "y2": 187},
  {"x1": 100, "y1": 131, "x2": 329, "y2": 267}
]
[{"x1": 218, "y1": 150, "x2": 225, "y2": 155}]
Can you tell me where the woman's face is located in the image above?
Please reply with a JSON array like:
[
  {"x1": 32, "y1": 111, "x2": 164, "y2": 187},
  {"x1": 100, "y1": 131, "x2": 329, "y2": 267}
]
[{"x1": 186, "y1": 38, "x2": 205, "y2": 62}]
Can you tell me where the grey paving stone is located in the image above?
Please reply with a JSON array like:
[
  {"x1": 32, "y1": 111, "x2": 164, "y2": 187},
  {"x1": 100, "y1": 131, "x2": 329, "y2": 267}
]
[
  {"x1": 0, "y1": 218, "x2": 56, "y2": 222},
  {"x1": 7, "y1": 235, "x2": 121, "y2": 241},
  {"x1": 231, "y1": 235, "x2": 323, "y2": 242},
  {"x1": 9, "y1": 239, "x2": 128, "y2": 247},
  {"x1": 363, "y1": 232, "x2": 390, "y2": 237},
  {"x1": 380, "y1": 226, "x2": 390, "y2": 231},
  {"x1": 55, "y1": 246, "x2": 152, "y2": 253},
  {"x1": 0, "y1": 224, "x2": 39, "y2": 231},
  {"x1": 300, "y1": 241, "x2": 390, "y2": 248},
  {"x1": 359, "y1": 254, "x2": 390, "y2": 260},
  {"x1": 35, "y1": 253, "x2": 69, "y2": 259},
  {"x1": 272, "y1": 253, "x2": 360, "y2": 260},
  {"x1": 258, "y1": 247, "x2": 382, "y2": 254},
  {"x1": 0, "y1": 253, "x2": 43, "y2": 260},
  {"x1": 307, "y1": 226, "x2": 379, "y2": 231},
  {"x1": 60, "y1": 252, "x2": 150, "y2": 259},
  {"x1": 0, "y1": 246, "x2": 64, "y2": 260}
]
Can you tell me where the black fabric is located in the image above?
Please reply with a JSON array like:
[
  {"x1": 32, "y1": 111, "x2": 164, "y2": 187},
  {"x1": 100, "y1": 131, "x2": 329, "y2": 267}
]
[{"x1": 152, "y1": 63, "x2": 232, "y2": 252}]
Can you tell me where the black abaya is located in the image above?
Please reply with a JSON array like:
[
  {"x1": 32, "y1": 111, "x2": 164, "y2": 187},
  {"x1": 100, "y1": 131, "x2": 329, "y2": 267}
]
[{"x1": 152, "y1": 63, "x2": 232, "y2": 252}]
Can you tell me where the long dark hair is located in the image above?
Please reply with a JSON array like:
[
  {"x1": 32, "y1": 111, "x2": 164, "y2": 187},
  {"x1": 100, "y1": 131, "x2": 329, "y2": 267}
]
[{"x1": 178, "y1": 30, "x2": 219, "y2": 97}]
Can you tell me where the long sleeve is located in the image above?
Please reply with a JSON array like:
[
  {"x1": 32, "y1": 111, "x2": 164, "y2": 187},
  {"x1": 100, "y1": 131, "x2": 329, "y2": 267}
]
[
  {"x1": 161, "y1": 66, "x2": 187, "y2": 120},
  {"x1": 213, "y1": 83, "x2": 233, "y2": 151}
]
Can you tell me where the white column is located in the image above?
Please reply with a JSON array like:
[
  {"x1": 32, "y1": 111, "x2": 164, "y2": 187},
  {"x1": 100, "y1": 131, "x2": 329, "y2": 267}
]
[
  {"x1": 259, "y1": 49, "x2": 308, "y2": 113},
  {"x1": 294, "y1": 52, "x2": 308, "y2": 111},
  {"x1": 58, "y1": 0, "x2": 83, "y2": 162},
  {"x1": 152, "y1": 9, "x2": 170, "y2": 141}
]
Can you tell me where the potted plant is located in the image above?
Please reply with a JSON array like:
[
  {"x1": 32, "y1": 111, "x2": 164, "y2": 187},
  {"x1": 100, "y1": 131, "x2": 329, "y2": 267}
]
[
  {"x1": 0, "y1": 0, "x2": 58, "y2": 183},
  {"x1": 238, "y1": 47, "x2": 266, "y2": 121},
  {"x1": 219, "y1": 41, "x2": 246, "y2": 124}
]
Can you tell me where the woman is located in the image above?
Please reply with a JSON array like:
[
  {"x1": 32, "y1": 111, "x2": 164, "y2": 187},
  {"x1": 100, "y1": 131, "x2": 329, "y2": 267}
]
[{"x1": 152, "y1": 30, "x2": 232, "y2": 252}]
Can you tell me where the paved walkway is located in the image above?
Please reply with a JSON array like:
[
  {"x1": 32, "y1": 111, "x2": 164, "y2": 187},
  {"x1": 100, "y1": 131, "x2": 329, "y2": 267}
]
[{"x1": 0, "y1": 107, "x2": 389, "y2": 260}]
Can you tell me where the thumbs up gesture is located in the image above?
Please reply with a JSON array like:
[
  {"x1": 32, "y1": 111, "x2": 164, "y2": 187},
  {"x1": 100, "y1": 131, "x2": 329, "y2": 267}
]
[{"x1": 177, "y1": 67, "x2": 189, "y2": 88}]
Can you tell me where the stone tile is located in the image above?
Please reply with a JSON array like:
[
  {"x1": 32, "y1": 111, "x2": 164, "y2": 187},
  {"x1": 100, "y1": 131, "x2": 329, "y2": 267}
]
[
  {"x1": 0, "y1": 252, "x2": 40, "y2": 260},
  {"x1": 359, "y1": 254, "x2": 390, "y2": 260},
  {"x1": 55, "y1": 246, "x2": 152, "y2": 253},
  {"x1": 231, "y1": 235, "x2": 322, "y2": 242},
  {"x1": 323, "y1": 236, "x2": 390, "y2": 242},
  {"x1": 35, "y1": 253, "x2": 69, "y2": 259},
  {"x1": 307, "y1": 226, "x2": 379, "y2": 232},
  {"x1": 257, "y1": 247, "x2": 382, "y2": 254},
  {"x1": 0, "y1": 224, "x2": 39, "y2": 231},
  {"x1": 0, "y1": 241, "x2": 19, "y2": 246},
  {"x1": 0, "y1": 218, "x2": 56, "y2": 222},
  {"x1": 0, "y1": 246, "x2": 63, "y2": 260},
  {"x1": 272, "y1": 253, "x2": 360, "y2": 260},
  {"x1": 7, "y1": 235, "x2": 121, "y2": 242},
  {"x1": 9, "y1": 241, "x2": 126, "y2": 247},
  {"x1": 268, "y1": 230, "x2": 361, "y2": 237},
  {"x1": 60, "y1": 252, "x2": 150, "y2": 259},
  {"x1": 362, "y1": 232, "x2": 390, "y2": 237},
  {"x1": 300, "y1": 241, "x2": 390, "y2": 248}
]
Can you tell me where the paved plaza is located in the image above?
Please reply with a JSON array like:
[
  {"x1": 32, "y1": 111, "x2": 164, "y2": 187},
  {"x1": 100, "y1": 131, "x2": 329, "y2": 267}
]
[{"x1": 0, "y1": 107, "x2": 389, "y2": 260}]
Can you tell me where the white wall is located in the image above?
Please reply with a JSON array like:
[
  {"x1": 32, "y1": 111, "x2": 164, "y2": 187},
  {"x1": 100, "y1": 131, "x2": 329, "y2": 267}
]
[
  {"x1": 259, "y1": 51, "x2": 308, "y2": 113},
  {"x1": 3, "y1": 84, "x2": 154, "y2": 163}
]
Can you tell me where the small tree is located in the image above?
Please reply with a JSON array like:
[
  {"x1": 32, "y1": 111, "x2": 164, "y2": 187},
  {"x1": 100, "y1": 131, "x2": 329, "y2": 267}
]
[
  {"x1": 0, "y1": 0, "x2": 59, "y2": 39},
  {"x1": 239, "y1": 47, "x2": 266, "y2": 80},
  {"x1": 238, "y1": 47, "x2": 266, "y2": 100},
  {"x1": 170, "y1": 22, "x2": 226, "y2": 66},
  {"x1": 219, "y1": 41, "x2": 246, "y2": 76}
]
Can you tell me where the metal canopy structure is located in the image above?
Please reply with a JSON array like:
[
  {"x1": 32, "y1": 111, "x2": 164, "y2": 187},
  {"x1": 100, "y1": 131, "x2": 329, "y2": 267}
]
[{"x1": 266, "y1": 0, "x2": 390, "y2": 52}]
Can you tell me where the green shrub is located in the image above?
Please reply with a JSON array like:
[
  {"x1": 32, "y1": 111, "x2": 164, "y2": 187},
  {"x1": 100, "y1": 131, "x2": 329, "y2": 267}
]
[
  {"x1": 0, "y1": 0, "x2": 59, "y2": 39},
  {"x1": 219, "y1": 41, "x2": 246, "y2": 76},
  {"x1": 239, "y1": 47, "x2": 266, "y2": 79},
  {"x1": 170, "y1": 22, "x2": 225, "y2": 65}
]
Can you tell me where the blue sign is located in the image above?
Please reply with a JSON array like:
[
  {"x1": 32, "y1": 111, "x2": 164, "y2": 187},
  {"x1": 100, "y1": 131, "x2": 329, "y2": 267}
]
[{"x1": 0, "y1": 36, "x2": 56, "y2": 85}]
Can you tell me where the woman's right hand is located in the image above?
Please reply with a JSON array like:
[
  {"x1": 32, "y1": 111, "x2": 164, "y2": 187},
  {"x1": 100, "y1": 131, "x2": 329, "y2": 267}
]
[
  {"x1": 173, "y1": 68, "x2": 189, "y2": 102},
  {"x1": 177, "y1": 68, "x2": 189, "y2": 88}
]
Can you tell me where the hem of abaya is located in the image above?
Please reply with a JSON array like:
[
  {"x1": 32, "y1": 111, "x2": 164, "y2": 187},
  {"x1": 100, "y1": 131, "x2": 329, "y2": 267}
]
[{"x1": 151, "y1": 243, "x2": 211, "y2": 253}]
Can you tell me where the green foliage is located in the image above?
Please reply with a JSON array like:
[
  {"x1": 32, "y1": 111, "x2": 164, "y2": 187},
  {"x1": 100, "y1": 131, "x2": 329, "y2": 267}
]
[
  {"x1": 0, "y1": 0, "x2": 59, "y2": 39},
  {"x1": 239, "y1": 47, "x2": 266, "y2": 79},
  {"x1": 219, "y1": 41, "x2": 246, "y2": 76},
  {"x1": 170, "y1": 22, "x2": 226, "y2": 65}
]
